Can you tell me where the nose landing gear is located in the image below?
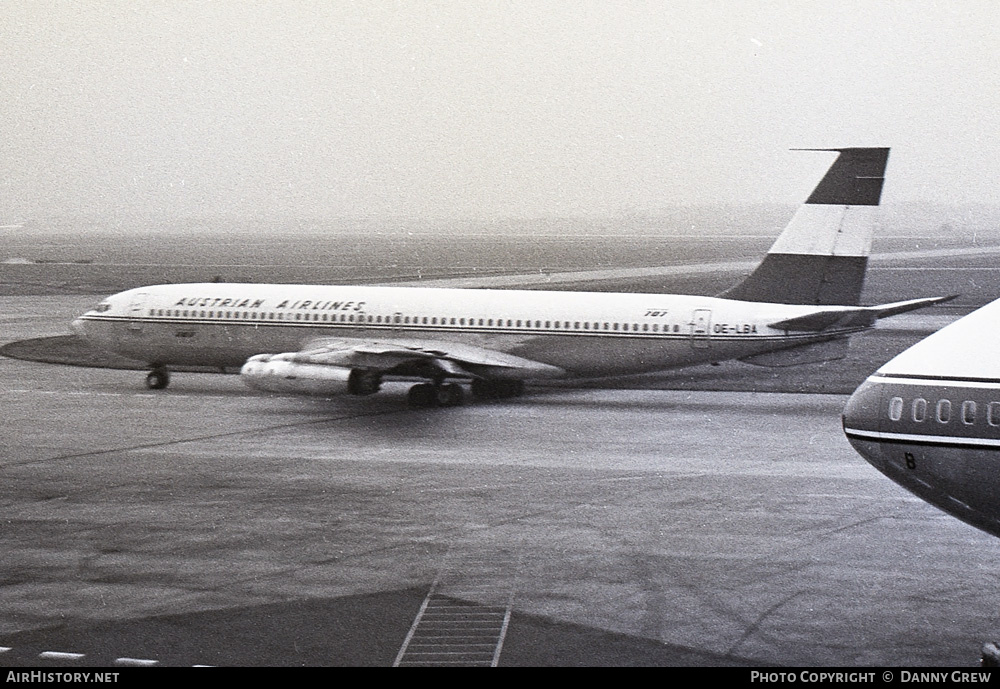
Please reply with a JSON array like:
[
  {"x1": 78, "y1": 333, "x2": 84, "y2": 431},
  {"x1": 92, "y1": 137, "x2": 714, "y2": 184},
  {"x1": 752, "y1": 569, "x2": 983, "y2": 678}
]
[{"x1": 145, "y1": 366, "x2": 170, "y2": 390}]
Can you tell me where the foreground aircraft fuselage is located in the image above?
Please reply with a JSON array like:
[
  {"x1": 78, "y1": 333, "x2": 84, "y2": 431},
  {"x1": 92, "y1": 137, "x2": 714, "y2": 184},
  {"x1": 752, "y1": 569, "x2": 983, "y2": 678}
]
[
  {"x1": 73, "y1": 147, "x2": 950, "y2": 407},
  {"x1": 844, "y1": 299, "x2": 1000, "y2": 538}
]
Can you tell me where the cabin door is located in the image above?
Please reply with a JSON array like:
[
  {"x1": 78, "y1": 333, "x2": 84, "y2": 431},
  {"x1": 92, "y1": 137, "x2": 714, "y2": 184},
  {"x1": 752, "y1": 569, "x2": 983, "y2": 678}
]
[
  {"x1": 127, "y1": 292, "x2": 148, "y2": 332},
  {"x1": 690, "y1": 309, "x2": 711, "y2": 348}
]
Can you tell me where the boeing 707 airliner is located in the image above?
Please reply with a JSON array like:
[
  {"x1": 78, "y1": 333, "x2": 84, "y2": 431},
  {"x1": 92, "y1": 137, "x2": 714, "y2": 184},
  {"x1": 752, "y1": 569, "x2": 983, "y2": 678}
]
[{"x1": 73, "y1": 148, "x2": 951, "y2": 408}]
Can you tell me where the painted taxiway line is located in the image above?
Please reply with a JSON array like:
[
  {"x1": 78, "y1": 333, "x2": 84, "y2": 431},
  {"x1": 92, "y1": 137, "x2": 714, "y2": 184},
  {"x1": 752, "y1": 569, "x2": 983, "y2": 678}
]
[
  {"x1": 385, "y1": 244, "x2": 1000, "y2": 290},
  {"x1": 38, "y1": 651, "x2": 85, "y2": 661},
  {"x1": 1, "y1": 646, "x2": 199, "y2": 666},
  {"x1": 114, "y1": 657, "x2": 159, "y2": 667}
]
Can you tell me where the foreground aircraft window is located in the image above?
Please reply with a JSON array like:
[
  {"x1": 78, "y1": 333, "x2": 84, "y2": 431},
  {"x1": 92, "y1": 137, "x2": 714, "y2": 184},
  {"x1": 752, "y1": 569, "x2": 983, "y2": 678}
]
[
  {"x1": 642, "y1": 324, "x2": 649, "y2": 332},
  {"x1": 574, "y1": 322, "x2": 580, "y2": 329},
  {"x1": 937, "y1": 399, "x2": 952, "y2": 424},
  {"x1": 553, "y1": 321, "x2": 560, "y2": 329},
  {"x1": 963, "y1": 401, "x2": 977, "y2": 425},
  {"x1": 506, "y1": 319, "x2": 512, "y2": 327},
  {"x1": 912, "y1": 398, "x2": 927, "y2": 422},
  {"x1": 451, "y1": 318, "x2": 457, "y2": 325},
  {"x1": 546, "y1": 321, "x2": 551, "y2": 328},
  {"x1": 888, "y1": 397, "x2": 903, "y2": 422},
  {"x1": 674, "y1": 324, "x2": 680, "y2": 332},
  {"x1": 988, "y1": 402, "x2": 1000, "y2": 426},
  {"x1": 583, "y1": 322, "x2": 589, "y2": 329}
]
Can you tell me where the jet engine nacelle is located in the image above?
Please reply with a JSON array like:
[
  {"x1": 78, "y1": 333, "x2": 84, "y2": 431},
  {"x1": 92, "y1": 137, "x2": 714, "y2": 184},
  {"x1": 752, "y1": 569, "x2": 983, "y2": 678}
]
[{"x1": 240, "y1": 353, "x2": 382, "y2": 396}]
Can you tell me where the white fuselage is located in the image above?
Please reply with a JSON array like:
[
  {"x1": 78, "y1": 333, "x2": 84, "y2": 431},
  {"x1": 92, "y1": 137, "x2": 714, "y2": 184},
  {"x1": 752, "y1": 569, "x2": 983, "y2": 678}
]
[{"x1": 73, "y1": 283, "x2": 865, "y2": 378}]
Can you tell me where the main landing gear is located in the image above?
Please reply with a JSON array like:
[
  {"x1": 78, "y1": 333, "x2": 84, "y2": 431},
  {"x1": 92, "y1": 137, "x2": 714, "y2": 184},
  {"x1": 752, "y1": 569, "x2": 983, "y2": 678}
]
[
  {"x1": 407, "y1": 382, "x2": 464, "y2": 409},
  {"x1": 145, "y1": 366, "x2": 170, "y2": 390},
  {"x1": 405, "y1": 379, "x2": 527, "y2": 409}
]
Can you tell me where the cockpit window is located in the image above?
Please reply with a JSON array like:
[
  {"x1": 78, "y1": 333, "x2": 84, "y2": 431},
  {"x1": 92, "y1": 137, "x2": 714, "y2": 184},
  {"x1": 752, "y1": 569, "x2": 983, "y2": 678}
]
[{"x1": 92, "y1": 302, "x2": 112, "y2": 313}]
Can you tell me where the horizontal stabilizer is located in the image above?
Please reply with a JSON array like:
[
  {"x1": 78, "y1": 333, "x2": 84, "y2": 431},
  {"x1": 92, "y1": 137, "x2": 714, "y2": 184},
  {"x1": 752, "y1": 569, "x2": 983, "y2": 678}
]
[
  {"x1": 768, "y1": 295, "x2": 957, "y2": 332},
  {"x1": 868, "y1": 294, "x2": 958, "y2": 319},
  {"x1": 769, "y1": 308, "x2": 876, "y2": 332},
  {"x1": 741, "y1": 338, "x2": 850, "y2": 367}
]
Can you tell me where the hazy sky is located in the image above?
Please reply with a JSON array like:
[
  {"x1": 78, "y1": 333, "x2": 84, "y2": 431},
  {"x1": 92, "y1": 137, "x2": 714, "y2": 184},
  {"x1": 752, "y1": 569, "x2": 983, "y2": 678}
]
[{"x1": 3, "y1": 1, "x2": 1000, "y2": 222}]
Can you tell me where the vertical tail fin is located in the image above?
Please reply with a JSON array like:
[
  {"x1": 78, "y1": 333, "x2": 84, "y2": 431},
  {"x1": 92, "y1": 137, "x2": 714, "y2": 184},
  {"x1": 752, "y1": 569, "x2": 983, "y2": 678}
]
[{"x1": 719, "y1": 147, "x2": 890, "y2": 306}]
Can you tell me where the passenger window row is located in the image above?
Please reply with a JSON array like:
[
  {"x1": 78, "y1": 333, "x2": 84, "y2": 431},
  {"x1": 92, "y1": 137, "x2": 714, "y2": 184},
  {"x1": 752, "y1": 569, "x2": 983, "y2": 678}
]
[
  {"x1": 148, "y1": 308, "x2": 686, "y2": 333},
  {"x1": 888, "y1": 396, "x2": 1000, "y2": 426}
]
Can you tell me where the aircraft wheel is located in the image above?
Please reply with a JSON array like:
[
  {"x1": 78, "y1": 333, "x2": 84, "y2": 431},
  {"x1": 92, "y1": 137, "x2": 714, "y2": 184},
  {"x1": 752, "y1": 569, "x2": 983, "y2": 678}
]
[
  {"x1": 146, "y1": 368, "x2": 170, "y2": 390},
  {"x1": 407, "y1": 383, "x2": 437, "y2": 408},
  {"x1": 435, "y1": 383, "x2": 464, "y2": 407}
]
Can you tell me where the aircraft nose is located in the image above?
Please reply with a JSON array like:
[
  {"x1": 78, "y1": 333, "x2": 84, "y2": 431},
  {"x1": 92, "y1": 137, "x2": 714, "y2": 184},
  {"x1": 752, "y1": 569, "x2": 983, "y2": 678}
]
[
  {"x1": 842, "y1": 376, "x2": 885, "y2": 466},
  {"x1": 71, "y1": 317, "x2": 88, "y2": 340}
]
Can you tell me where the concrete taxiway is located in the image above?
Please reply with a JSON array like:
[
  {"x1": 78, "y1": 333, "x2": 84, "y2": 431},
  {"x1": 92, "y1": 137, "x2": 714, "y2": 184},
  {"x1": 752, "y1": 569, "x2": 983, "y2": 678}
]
[{"x1": 2, "y1": 296, "x2": 1000, "y2": 667}]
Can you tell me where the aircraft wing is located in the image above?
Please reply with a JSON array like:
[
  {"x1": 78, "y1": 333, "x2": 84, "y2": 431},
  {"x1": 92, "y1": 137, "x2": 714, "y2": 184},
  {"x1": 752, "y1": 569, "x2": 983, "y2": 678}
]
[
  {"x1": 767, "y1": 295, "x2": 957, "y2": 332},
  {"x1": 276, "y1": 336, "x2": 566, "y2": 380}
]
